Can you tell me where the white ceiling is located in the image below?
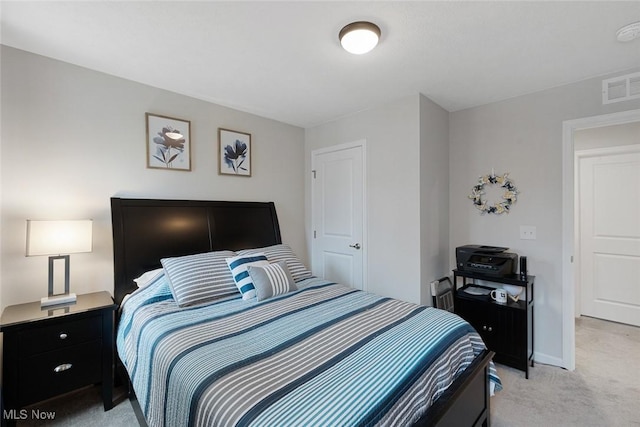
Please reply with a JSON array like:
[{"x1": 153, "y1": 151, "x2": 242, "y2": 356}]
[{"x1": 2, "y1": 1, "x2": 639, "y2": 128}]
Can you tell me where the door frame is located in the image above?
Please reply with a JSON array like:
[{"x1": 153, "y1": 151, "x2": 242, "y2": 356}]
[
  {"x1": 562, "y1": 108, "x2": 640, "y2": 371},
  {"x1": 311, "y1": 139, "x2": 368, "y2": 289}
]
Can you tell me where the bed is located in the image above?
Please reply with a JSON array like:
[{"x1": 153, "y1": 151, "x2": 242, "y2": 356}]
[{"x1": 111, "y1": 197, "x2": 499, "y2": 427}]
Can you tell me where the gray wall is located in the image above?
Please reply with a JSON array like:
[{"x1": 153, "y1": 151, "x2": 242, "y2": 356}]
[
  {"x1": 419, "y1": 95, "x2": 450, "y2": 305},
  {"x1": 449, "y1": 68, "x2": 640, "y2": 365},
  {"x1": 0, "y1": 46, "x2": 306, "y2": 309},
  {"x1": 3, "y1": 44, "x2": 639, "y2": 367},
  {"x1": 305, "y1": 94, "x2": 450, "y2": 305},
  {"x1": 305, "y1": 96, "x2": 421, "y2": 303}
]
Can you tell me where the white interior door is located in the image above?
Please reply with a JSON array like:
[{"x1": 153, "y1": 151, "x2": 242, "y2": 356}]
[
  {"x1": 579, "y1": 146, "x2": 640, "y2": 326},
  {"x1": 312, "y1": 142, "x2": 365, "y2": 290}
]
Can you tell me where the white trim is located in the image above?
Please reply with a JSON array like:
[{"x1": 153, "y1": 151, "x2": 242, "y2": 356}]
[
  {"x1": 534, "y1": 351, "x2": 565, "y2": 368},
  {"x1": 561, "y1": 109, "x2": 640, "y2": 371},
  {"x1": 310, "y1": 140, "x2": 368, "y2": 290},
  {"x1": 310, "y1": 139, "x2": 366, "y2": 156},
  {"x1": 575, "y1": 144, "x2": 640, "y2": 158}
]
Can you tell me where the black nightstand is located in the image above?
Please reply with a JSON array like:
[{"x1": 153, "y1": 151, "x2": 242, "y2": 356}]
[{"x1": 0, "y1": 291, "x2": 116, "y2": 423}]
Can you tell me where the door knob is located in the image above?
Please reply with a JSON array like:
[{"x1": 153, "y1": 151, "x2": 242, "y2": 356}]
[{"x1": 349, "y1": 243, "x2": 361, "y2": 250}]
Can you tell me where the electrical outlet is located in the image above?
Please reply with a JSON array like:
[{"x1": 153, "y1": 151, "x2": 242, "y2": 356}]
[{"x1": 520, "y1": 225, "x2": 536, "y2": 240}]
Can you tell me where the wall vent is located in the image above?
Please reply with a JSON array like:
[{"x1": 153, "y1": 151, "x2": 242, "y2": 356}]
[{"x1": 602, "y1": 71, "x2": 640, "y2": 104}]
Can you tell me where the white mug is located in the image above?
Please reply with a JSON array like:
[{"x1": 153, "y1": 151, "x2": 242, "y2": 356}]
[{"x1": 490, "y1": 289, "x2": 508, "y2": 304}]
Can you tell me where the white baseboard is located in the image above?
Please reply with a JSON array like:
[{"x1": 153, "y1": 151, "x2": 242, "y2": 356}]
[{"x1": 533, "y1": 351, "x2": 567, "y2": 369}]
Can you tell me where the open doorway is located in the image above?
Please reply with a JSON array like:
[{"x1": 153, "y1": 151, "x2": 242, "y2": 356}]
[
  {"x1": 574, "y1": 125, "x2": 640, "y2": 326},
  {"x1": 562, "y1": 109, "x2": 640, "y2": 371}
]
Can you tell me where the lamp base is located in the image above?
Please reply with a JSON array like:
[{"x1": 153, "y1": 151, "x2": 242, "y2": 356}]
[{"x1": 41, "y1": 293, "x2": 77, "y2": 307}]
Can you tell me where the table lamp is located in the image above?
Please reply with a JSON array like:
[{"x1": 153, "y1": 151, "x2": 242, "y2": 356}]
[{"x1": 26, "y1": 220, "x2": 93, "y2": 306}]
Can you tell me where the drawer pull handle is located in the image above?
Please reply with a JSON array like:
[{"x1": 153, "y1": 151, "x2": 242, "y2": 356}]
[
  {"x1": 54, "y1": 363, "x2": 73, "y2": 373},
  {"x1": 59, "y1": 333, "x2": 68, "y2": 340}
]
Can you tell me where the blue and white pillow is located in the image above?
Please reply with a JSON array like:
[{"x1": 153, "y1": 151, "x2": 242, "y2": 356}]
[{"x1": 225, "y1": 253, "x2": 269, "y2": 300}]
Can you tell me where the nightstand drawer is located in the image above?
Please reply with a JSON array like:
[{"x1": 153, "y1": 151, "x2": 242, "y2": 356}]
[
  {"x1": 18, "y1": 314, "x2": 102, "y2": 355},
  {"x1": 18, "y1": 339, "x2": 102, "y2": 406}
]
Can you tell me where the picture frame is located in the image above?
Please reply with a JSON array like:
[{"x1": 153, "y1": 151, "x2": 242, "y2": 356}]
[
  {"x1": 218, "y1": 128, "x2": 251, "y2": 176},
  {"x1": 146, "y1": 113, "x2": 191, "y2": 171}
]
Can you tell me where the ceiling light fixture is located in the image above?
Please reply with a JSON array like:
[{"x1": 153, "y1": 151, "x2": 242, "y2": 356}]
[
  {"x1": 339, "y1": 21, "x2": 381, "y2": 55},
  {"x1": 616, "y1": 21, "x2": 640, "y2": 42}
]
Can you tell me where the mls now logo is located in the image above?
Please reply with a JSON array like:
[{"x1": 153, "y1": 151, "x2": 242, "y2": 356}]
[{"x1": 4, "y1": 409, "x2": 56, "y2": 420}]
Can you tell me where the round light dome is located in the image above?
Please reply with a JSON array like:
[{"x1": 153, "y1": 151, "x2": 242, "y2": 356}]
[{"x1": 339, "y1": 21, "x2": 381, "y2": 55}]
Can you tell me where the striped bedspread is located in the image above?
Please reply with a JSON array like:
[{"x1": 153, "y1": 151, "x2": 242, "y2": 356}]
[{"x1": 117, "y1": 276, "x2": 500, "y2": 427}]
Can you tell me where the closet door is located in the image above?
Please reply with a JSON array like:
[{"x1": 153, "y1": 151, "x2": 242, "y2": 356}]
[{"x1": 311, "y1": 142, "x2": 365, "y2": 290}]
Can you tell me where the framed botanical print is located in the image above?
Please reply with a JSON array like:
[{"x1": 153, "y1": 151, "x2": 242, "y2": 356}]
[
  {"x1": 218, "y1": 128, "x2": 251, "y2": 176},
  {"x1": 146, "y1": 113, "x2": 191, "y2": 171}
]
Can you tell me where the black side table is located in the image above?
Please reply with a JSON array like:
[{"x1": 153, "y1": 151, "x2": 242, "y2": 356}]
[
  {"x1": 453, "y1": 269, "x2": 534, "y2": 378},
  {"x1": 1, "y1": 291, "x2": 116, "y2": 424}
]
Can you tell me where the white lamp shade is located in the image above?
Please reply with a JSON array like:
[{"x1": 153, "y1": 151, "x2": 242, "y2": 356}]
[{"x1": 26, "y1": 220, "x2": 93, "y2": 256}]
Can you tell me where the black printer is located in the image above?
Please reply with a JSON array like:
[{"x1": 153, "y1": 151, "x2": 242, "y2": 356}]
[{"x1": 456, "y1": 245, "x2": 518, "y2": 277}]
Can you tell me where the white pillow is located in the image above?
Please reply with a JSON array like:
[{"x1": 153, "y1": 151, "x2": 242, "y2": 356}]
[
  {"x1": 133, "y1": 268, "x2": 164, "y2": 288},
  {"x1": 225, "y1": 253, "x2": 269, "y2": 300}
]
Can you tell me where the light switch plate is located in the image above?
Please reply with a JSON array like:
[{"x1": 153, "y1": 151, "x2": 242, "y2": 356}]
[{"x1": 520, "y1": 225, "x2": 536, "y2": 240}]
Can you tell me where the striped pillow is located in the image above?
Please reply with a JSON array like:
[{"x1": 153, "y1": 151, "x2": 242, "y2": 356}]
[
  {"x1": 237, "y1": 244, "x2": 312, "y2": 282},
  {"x1": 161, "y1": 250, "x2": 238, "y2": 307},
  {"x1": 225, "y1": 253, "x2": 269, "y2": 300},
  {"x1": 247, "y1": 260, "x2": 297, "y2": 301}
]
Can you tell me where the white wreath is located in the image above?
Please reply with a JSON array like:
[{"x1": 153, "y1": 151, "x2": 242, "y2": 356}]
[{"x1": 469, "y1": 172, "x2": 518, "y2": 214}]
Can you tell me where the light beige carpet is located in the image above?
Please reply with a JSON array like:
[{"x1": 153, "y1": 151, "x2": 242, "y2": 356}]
[
  {"x1": 17, "y1": 386, "x2": 134, "y2": 427},
  {"x1": 491, "y1": 316, "x2": 640, "y2": 426},
  {"x1": 16, "y1": 316, "x2": 640, "y2": 426}
]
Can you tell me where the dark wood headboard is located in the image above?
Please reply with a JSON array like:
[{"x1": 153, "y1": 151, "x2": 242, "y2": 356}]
[{"x1": 110, "y1": 197, "x2": 282, "y2": 305}]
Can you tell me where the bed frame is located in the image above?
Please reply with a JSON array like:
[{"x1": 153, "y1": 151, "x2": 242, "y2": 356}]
[{"x1": 110, "y1": 197, "x2": 493, "y2": 427}]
